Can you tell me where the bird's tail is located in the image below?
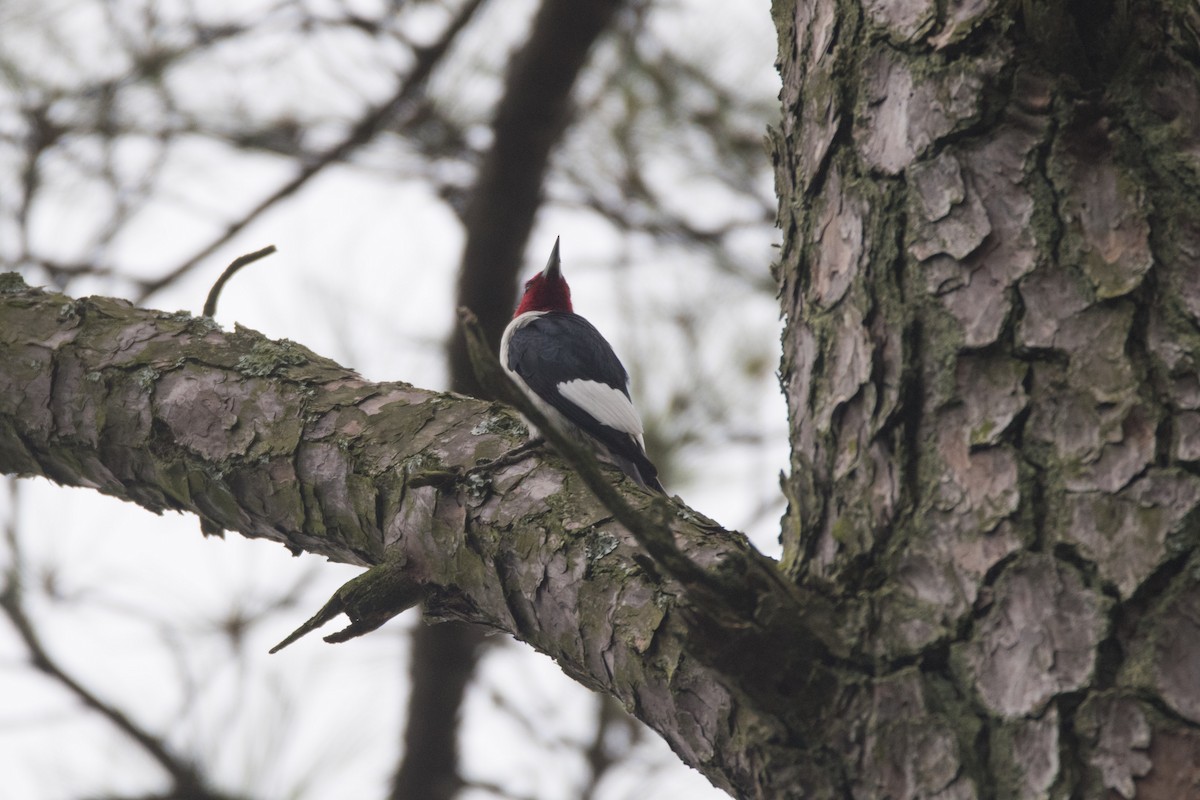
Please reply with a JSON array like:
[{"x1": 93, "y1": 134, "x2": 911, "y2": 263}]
[{"x1": 611, "y1": 451, "x2": 666, "y2": 494}]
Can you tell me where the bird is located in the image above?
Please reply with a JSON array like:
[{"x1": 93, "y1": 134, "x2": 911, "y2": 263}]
[{"x1": 500, "y1": 237, "x2": 665, "y2": 493}]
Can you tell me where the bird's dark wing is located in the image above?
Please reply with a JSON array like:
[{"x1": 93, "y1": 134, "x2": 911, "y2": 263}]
[{"x1": 506, "y1": 312, "x2": 662, "y2": 490}]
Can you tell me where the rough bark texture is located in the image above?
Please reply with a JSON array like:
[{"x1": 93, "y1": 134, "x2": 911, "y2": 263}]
[
  {"x1": 0, "y1": 278, "x2": 840, "y2": 797},
  {"x1": 773, "y1": 0, "x2": 1200, "y2": 796},
  {"x1": 6, "y1": 2, "x2": 1200, "y2": 798}
]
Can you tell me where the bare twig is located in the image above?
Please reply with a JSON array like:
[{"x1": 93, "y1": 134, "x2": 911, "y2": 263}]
[{"x1": 202, "y1": 244, "x2": 276, "y2": 318}]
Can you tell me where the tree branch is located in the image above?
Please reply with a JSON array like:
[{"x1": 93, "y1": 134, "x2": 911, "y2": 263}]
[
  {"x1": 0, "y1": 277, "x2": 846, "y2": 796},
  {"x1": 202, "y1": 245, "x2": 276, "y2": 318}
]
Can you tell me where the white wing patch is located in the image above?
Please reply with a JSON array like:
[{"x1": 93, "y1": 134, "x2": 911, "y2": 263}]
[{"x1": 557, "y1": 379, "x2": 645, "y2": 441}]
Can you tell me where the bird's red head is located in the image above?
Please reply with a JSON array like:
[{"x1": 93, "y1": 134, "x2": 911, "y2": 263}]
[{"x1": 514, "y1": 237, "x2": 573, "y2": 317}]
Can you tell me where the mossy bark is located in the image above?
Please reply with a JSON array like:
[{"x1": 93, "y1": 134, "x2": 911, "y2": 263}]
[
  {"x1": 0, "y1": 279, "x2": 842, "y2": 797},
  {"x1": 774, "y1": 0, "x2": 1200, "y2": 795},
  {"x1": 4, "y1": 1, "x2": 1200, "y2": 796}
]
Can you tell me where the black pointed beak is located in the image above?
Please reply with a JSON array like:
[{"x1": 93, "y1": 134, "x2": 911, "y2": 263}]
[{"x1": 542, "y1": 236, "x2": 561, "y2": 280}]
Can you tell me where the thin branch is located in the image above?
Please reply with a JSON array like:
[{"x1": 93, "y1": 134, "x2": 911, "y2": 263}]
[{"x1": 202, "y1": 244, "x2": 276, "y2": 317}]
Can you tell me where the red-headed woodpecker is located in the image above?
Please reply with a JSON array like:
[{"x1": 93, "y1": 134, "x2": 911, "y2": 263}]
[{"x1": 501, "y1": 238, "x2": 665, "y2": 493}]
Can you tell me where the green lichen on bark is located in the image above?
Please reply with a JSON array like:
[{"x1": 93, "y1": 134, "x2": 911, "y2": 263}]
[
  {"x1": 235, "y1": 337, "x2": 310, "y2": 376},
  {"x1": 0, "y1": 271, "x2": 28, "y2": 293}
]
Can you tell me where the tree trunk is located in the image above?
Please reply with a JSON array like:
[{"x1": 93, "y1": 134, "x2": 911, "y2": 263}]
[{"x1": 773, "y1": 0, "x2": 1200, "y2": 796}]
